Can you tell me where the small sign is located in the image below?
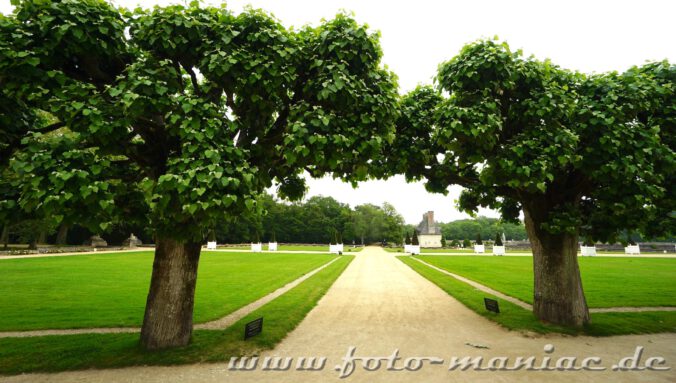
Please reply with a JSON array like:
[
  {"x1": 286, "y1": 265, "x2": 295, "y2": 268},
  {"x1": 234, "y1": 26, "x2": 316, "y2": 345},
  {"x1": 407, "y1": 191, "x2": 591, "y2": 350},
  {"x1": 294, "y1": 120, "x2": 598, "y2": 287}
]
[
  {"x1": 244, "y1": 317, "x2": 263, "y2": 339},
  {"x1": 484, "y1": 298, "x2": 500, "y2": 313}
]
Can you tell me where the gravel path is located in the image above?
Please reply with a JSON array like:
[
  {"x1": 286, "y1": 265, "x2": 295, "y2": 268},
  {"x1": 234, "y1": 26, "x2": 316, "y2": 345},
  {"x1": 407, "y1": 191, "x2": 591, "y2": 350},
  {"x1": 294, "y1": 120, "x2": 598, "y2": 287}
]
[
  {"x1": 5, "y1": 246, "x2": 674, "y2": 383},
  {"x1": 0, "y1": 257, "x2": 340, "y2": 338}
]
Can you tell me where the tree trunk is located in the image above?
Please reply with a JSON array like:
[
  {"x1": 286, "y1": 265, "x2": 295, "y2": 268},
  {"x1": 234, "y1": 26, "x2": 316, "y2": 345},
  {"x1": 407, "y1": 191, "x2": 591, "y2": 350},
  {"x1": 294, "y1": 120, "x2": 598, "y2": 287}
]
[
  {"x1": 1, "y1": 224, "x2": 8, "y2": 249},
  {"x1": 140, "y1": 237, "x2": 202, "y2": 350},
  {"x1": 55, "y1": 224, "x2": 70, "y2": 246},
  {"x1": 37, "y1": 230, "x2": 46, "y2": 244},
  {"x1": 523, "y1": 205, "x2": 590, "y2": 327},
  {"x1": 28, "y1": 237, "x2": 37, "y2": 250}
]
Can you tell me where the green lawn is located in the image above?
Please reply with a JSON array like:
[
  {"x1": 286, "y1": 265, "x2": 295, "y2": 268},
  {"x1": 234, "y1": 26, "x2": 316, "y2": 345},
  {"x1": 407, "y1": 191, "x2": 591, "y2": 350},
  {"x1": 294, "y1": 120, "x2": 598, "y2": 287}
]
[
  {"x1": 0, "y1": 255, "x2": 354, "y2": 375},
  {"x1": 398, "y1": 256, "x2": 676, "y2": 336},
  {"x1": 0, "y1": 251, "x2": 336, "y2": 331},
  {"x1": 412, "y1": 255, "x2": 676, "y2": 308}
]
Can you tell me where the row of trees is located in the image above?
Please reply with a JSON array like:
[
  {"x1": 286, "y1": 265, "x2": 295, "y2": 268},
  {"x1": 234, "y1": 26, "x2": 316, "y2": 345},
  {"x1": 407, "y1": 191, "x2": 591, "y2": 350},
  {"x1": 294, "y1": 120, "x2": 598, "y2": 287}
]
[
  {"x1": 212, "y1": 194, "x2": 406, "y2": 245},
  {"x1": 440, "y1": 216, "x2": 526, "y2": 241},
  {"x1": 2, "y1": 1, "x2": 672, "y2": 349}
]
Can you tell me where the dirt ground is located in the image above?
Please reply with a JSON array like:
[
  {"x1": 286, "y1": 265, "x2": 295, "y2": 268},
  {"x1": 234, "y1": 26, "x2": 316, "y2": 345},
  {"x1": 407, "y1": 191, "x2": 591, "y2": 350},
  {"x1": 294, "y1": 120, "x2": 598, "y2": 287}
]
[{"x1": 3, "y1": 247, "x2": 674, "y2": 382}]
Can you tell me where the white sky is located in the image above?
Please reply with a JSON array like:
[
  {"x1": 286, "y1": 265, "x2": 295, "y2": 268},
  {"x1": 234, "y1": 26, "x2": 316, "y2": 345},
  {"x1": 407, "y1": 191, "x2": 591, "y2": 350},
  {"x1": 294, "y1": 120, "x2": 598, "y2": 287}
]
[{"x1": 2, "y1": 0, "x2": 674, "y2": 224}]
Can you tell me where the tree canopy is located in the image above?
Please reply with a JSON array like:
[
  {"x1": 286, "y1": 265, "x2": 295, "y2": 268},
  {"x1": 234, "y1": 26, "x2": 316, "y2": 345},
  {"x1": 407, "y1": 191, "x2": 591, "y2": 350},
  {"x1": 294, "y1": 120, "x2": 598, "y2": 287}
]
[
  {"x1": 1, "y1": 0, "x2": 399, "y2": 349},
  {"x1": 386, "y1": 38, "x2": 674, "y2": 326},
  {"x1": 390, "y1": 39, "x2": 674, "y2": 243},
  {"x1": 1, "y1": 0, "x2": 399, "y2": 243}
]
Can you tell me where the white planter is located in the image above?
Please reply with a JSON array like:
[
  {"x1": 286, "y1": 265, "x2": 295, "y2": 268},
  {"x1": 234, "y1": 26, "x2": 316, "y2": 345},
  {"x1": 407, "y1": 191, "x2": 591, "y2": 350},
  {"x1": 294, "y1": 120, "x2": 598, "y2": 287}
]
[
  {"x1": 580, "y1": 245, "x2": 597, "y2": 256},
  {"x1": 492, "y1": 245, "x2": 505, "y2": 256},
  {"x1": 251, "y1": 243, "x2": 262, "y2": 253},
  {"x1": 404, "y1": 244, "x2": 412, "y2": 253},
  {"x1": 409, "y1": 245, "x2": 420, "y2": 255},
  {"x1": 268, "y1": 242, "x2": 277, "y2": 251},
  {"x1": 329, "y1": 244, "x2": 341, "y2": 254},
  {"x1": 338, "y1": 243, "x2": 344, "y2": 252},
  {"x1": 625, "y1": 245, "x2": 640, "y2": 255},
  {"x1": 206, "y1": 241, "x2": 217, "y2": 250},
  {"x1": 474, "y1": 244, "x2": 485, "y2": 254}
]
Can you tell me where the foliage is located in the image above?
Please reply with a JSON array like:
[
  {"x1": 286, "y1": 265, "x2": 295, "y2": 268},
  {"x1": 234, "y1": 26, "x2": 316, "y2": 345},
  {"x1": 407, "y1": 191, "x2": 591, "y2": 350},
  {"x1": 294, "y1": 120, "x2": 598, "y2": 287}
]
[
  {"x1": 411, "y1": 230, "x2": 419, "y2": 245},
  {"x1": 386, "y1": 38, "x2": 674, "y2": 243},
  {"x1": 439, "y1": 216, "x2": 526, "y2": 241},
  {"x1": 404, "y1": 231, "x2": 411, "y2": 245},
  {"x1": 462, "y1": 238, "x2": 471, "y2": 248},
  {"x1": 450, "y1": 239, "x2": 460, "y2": 247},
  {"x1": 494, "y1": 233, "x2": 503, "y2": 246},
  {"x1": 475, "y1": 233, "x2": 482, "y2": 245},
  {"x1": 440, "y1": 236, "x2": 446, "y2": 247},
  {"x1": 214, "y1": 194, "x2": 406, "y2": 244},
  {"x1": 1, "y1": 0, "x2": 399, "y2": 244}
]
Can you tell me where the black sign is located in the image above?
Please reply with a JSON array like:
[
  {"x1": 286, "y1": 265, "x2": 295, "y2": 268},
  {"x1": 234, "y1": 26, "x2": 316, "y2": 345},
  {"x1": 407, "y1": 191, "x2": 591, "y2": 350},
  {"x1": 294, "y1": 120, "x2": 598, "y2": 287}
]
[
  {"x1": 484, "y1": 298, "x2": 500, "y2": 313},
  {"x1": 244, "y1": 317, "x2": 264, "y2": 339}
]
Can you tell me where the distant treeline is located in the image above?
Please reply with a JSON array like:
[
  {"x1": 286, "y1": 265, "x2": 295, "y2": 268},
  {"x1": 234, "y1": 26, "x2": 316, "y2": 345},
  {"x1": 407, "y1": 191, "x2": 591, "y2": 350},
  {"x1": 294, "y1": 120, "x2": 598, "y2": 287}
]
[
  {"x1": 5, "y1": 192, "x2": 671, "y2": 248},
  {"x1": 440, "y1": 216, "x2": 527, "y2": 241},
  {"x1": 214, "y1": 194, "x2": 405, "y2": 245}
]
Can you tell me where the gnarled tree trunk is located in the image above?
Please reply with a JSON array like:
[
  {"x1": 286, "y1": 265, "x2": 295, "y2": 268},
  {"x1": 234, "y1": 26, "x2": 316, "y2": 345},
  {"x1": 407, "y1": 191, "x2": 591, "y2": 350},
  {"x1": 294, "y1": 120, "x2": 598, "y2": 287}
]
[
  {"x1": 140, "y1": 236, "x2": 202, "y2": 350},
  {"x1": 523, "y1": 205, "x2": 590, "y2": 327}
]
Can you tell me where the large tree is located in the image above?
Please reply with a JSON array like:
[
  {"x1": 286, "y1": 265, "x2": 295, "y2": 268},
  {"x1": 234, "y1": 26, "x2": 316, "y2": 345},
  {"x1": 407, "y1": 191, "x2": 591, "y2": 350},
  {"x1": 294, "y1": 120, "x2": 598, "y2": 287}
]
[
  {"x1": 1, "y1": 0, "x2": 397, "y2": 349},
  {"x1": 387, "y1": 39, "x2": 674, "y2": 326}
]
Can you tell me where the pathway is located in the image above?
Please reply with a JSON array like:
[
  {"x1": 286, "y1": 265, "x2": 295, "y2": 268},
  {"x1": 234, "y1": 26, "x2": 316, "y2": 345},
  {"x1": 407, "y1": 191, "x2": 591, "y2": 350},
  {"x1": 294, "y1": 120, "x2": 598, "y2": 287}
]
[{"x1": 3, "y1": 247, "x2": 675, "y2": 382}]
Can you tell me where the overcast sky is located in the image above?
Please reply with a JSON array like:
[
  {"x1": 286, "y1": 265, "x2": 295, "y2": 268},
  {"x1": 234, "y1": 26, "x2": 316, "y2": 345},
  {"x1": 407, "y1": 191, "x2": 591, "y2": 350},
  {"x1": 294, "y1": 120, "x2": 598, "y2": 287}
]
[{"x1": 2, "y1": 0, "x2": 674, "y2": 224}]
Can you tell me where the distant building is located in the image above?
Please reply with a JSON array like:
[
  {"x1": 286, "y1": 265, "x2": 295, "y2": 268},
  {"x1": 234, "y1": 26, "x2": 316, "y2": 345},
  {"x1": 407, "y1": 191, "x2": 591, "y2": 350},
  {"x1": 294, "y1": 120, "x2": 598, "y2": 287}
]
[{"x1": 416, "y1": 211, "x2": 442, "y2": 248}]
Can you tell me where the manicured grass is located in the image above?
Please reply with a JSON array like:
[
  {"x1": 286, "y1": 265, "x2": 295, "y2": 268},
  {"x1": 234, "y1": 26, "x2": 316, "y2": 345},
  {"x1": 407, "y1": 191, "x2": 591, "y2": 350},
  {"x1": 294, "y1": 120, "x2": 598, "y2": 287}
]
[
  {"x1": 0, "y1": 255, "x2": 354, "y2": 375},
  {"x1": 398, "y1": 256, "x2": 676, "y2": 336},
  {"x1": 0, "y1": 251, "x2": 336, "y2": 331},
  {"x1": 413, "y1": 255, "x2": 676, "y2": 308}
]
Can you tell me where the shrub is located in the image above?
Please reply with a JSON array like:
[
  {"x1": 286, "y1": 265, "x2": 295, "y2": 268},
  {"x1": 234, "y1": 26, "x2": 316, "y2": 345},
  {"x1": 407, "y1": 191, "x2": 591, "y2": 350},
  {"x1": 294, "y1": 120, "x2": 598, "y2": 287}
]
[
  {"x1": 494, "y1": 233, "x2": 503, "y2": 246},
  {"x1": 412, "y1": 230, "x2": 419, "y2": 246},
  {"x1": 475, "y1": 233, "x2": 483, "y2": 245},
  {"x1": 463, "y1": 238, "x2": 471, "y2": 248},
  {"x1": 405, "y1": 232, "x2": 411, "y2": 245}
]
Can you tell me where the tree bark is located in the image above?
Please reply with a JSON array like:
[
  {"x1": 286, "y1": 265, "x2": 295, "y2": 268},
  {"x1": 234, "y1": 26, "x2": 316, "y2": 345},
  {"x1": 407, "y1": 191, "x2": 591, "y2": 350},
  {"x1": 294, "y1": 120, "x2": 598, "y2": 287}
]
[
  {"x1": 55, "y1": 224, "x2": 70, "y2": 246},
  {"x1": 523, "y1": 205, "x2": 590, "y2": 327},
  {"x1": 28, "y1": 237, "x2": 37, "y2": 250},
  {"x1": 37, "y1": 230, "x2": 46, "y2": 244},
  {"x1": 140, "y1": 236, "x2": 202, "y2": 350},
  {"x1": 1, "y1": 224, "x2": 8, "y2": 249}
]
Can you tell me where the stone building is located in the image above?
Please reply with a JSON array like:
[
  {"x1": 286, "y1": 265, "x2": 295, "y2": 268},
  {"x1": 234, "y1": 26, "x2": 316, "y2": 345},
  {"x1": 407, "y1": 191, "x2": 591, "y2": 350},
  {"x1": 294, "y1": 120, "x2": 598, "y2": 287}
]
[{"x1": 416, "y1": 211, "x2": 442, "y2": 248}]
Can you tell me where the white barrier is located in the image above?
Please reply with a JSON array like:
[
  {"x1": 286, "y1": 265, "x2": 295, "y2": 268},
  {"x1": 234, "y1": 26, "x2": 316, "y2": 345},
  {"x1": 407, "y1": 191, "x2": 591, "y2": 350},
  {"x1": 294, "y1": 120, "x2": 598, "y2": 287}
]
[
  {"x1": 404, "y1": 244, "x2": 411, "y2": 253},
  {"x1": 251, "y1": 243, "x2": 262, "y2": 253},
  {"x1": 268, "y1": 242, "x2": 277, "y2": 251},
  {"x1": 207, "y1": 241, "x2": 217, "y2": 250},
  {"x1": 492, "y1": 245, "x2": 505, "y2": 256},
  {"x1": 474, "y1": 244, "x2": 485, "y2": 254},
  {"x1": 625, "y1": 245, "x2": 640, "y2": 255},
  {"x1": 580, "y1": 246, "x2": 597, "y2": 256},
  {"x1": 409, "y1": 245, "x2": 420, "y2": 255}
]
